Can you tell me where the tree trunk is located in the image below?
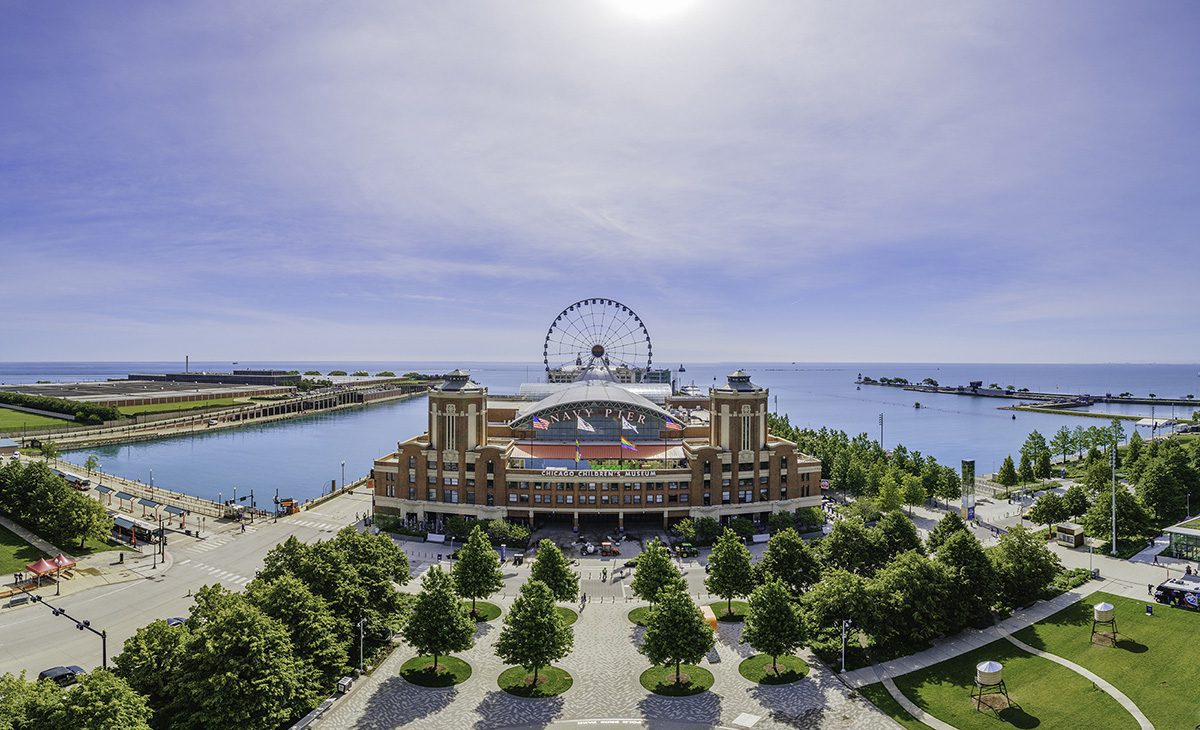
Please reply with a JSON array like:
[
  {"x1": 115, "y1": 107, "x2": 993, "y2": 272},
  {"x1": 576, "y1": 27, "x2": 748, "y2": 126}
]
[
  {"x1": 533, "y1": 665, "x2": 540, "y2": 684},
  {"x1": 433, "y1": 653, "x2": 439, "y2": 672},
  {"x1": 675, "y1": 660, "x2": 681, "y2": 685},
  {"x1": 772, "y1": 654, "x2": 778, "y2": 674},
  {"x1": 727, "y1": 596, "x2": 732, "y2": 615}
]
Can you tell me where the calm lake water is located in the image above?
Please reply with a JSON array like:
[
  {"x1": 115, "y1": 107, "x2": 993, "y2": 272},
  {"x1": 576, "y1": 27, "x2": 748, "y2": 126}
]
[{"x1": 2, "y1": 361, "x2": 1193, "y2": 503}]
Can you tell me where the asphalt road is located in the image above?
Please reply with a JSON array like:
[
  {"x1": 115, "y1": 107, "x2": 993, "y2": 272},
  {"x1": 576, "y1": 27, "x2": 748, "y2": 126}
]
[{"x1": 0, "y1": 488, "x2": 373, "y2": 678}]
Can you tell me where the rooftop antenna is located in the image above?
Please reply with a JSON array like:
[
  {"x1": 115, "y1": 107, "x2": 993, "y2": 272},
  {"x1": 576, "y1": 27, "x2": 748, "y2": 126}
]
[{"x1": 185, "y1": 355, "x2": 189, "y2": 373}]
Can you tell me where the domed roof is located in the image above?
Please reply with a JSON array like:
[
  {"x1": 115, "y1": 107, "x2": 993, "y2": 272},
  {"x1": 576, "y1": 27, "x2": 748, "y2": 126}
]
[
  {"x1": 435, "y1": 369, "x2": 484, "y2": 393},
  {"x1": 510, "y1": 380, "x2": 674, "y2": 429}
]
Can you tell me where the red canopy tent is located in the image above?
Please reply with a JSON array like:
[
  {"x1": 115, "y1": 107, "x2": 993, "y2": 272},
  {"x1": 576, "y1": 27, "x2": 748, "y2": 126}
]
[
  {"x1": 25, "y1": 558, "x2": 56, "y2": 575},
  {"x1": 51, "y1": 554, "x2": 76, "y2": 572}
]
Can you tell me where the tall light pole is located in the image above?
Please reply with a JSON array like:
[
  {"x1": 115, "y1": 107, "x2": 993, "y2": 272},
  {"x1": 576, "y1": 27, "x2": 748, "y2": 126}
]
[
  {"x1": 840, "y1": 619, "x2": 851, "y2": 673},
  {"x1": 357, "y1": 617, "x2": 367, "y2": 673},
  {"x1": 1110, "y1": 441, "x2": 1117, "y2": 556},
  {"x1": 878, "y1": 413, "x2": 884, "y2": 450},
  {"x1": 341, "y1": 461, "x2": 346, "y2": 490}
]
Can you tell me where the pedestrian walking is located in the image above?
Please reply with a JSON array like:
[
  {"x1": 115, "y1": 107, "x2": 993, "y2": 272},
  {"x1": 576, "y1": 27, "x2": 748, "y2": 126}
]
[
  {"x1": 1148, "y1": 583, "x2": 1153, "y2": 595},
  {"x1": 240, "y1": 522, "x2": 246, "y2": 533}
]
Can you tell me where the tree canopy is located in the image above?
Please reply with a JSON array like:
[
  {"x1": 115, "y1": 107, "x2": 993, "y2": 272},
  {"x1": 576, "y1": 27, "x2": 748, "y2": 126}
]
[
  {"x1": 494, "y1": 579, "x2": 573, "y2": 683},
  {"x1": 705, "y1": 528, "x2": 756, "y2": 616},
  {"x1": 452, "y1": 526, "x2": 505, "y2": 615},
  {"x1": 529, "y1": 539, "x2": 578, "y2": 602},
  {"x1": 741, "y1": 579, "x2": 804, "y2": 674},
  {"x1": 631, "y1": 538, "x2": 684, "y2": 604},
  {"x1": 639, "y1": 585, "x2": 715, "y2": 685},
  {"x1": 755, "y1": 528, "x2": 820, "y2": 595},
  {"x1": 402, "y1": 566, "x2": 475, "y2": 670}
]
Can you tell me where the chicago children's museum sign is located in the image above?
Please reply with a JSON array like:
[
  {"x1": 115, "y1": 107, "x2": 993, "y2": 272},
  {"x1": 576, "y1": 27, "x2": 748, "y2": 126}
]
[{"x1": 541, "y1": 468, "x2": 658, "y2": 478}]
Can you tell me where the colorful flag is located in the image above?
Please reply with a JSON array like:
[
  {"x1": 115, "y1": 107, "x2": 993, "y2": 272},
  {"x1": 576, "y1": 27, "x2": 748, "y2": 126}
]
[
  {"x1": 621, "y1": 417, "x2": 639, "y2": 434},
  {"x1": 576, "y1": 416, "x2": 595, "y2": 433},
  {"x1": 620, "y1": 436, "x2": 637, "y2": 451},
  {"x1": 664, "y1": 416, "x2": 683, "y2": 431},
  {"x1": 575, "y1": 438, "x2": 582, "y2": 464},
  {"x1": 532, "y1": 416, "x2": 549, "y2": 430}
]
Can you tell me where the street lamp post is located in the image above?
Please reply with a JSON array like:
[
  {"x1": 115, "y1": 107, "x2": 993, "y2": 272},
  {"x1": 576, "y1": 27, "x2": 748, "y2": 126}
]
[
  {"x1": 22, "y1": 590, "x2": 108, "y2": 669},
  {"x1": 341, "y1": 461, "x2": 346, "y2": 490},
  {"x1": 840, "y1": 619, "x2": 852, "y2": 673},
  {"x1": 878, "y1": 413, "x2": 884, "y2": 450},
  {"x1": 1110, "y1": 442, "x2": 1118, "y2": 557},
  {"x1": 357, "y1": 617, "x2": 367, "y2": 673}
]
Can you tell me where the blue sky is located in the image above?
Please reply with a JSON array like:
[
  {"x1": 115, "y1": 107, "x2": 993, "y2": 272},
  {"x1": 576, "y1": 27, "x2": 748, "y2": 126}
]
[{"x1": 2, "y1": 1, "x2": 1198, "y2": 363}]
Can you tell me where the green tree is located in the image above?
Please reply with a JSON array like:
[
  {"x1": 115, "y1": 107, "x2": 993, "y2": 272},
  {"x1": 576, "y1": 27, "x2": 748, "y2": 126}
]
[
  {"x1": 741, "y1": 579, "x2": 804, "y2": 675},
  {"x1": 84, "y1": 455, "x2": 100, "y2": 476},
  {"x1": 874, "y1": 511, "x2": 923, "y2": 560},
  {"x1": 728, "y1": 516, "x2": 755, "y2": 539},
  {"x1": 878, "y1": 474, "x2": 904, "y2": 512},
  {"x1": 934, "y1": 529, "x2": 996, "y2": 629},
  {"x1": 1036, "y1": 449, "x2": 1052, "y2": 480},
  {"x1": 756, "y1": 528, "x2": 820, "y2": 595},
  {"x1": 530, "y1": 539, "x2": 579, "y2": 603},
  {"x1": 845, "y1": 457, "x2": 869, "y2": 499},
  {"x1": 1127, "y1": 430, "x2": 1144, "y2": 467},
  {"x1": 1050, "y1": 426, "x2": 1074, "y2": 463},
  {"x1": 902, "y1": 474, "x2": 925, "y2": 515},
  {"x1": 1136, "y1": 457, "x2": 1186, "y2": 524},
  {"x1": 1081, "y1": 458, "x2": 1111, "y2": 494},
  {"x1": 867, "y1": 551, "x2": 954, "y2": 654},
  {"x1": 1073, "y1": 425, "x2": 1088, "y2": 458},
  {"x1": 113, "y1": 619, "x2": 189, "y2": 726},
  {"x1": 705, "y1": 528, "x2": 756, "y2": 617},
  {"x1": 631, "y1": 538, "x2": 684, "y2": 604},
  {"x1": 798, "y1": 569, "x2": 871, "y2": 656},
  {"x1": 402, "y1": 566, "x2": 475, "y2": 671},
  {"x1": 1062, "y1": 483, "x2": 1090, "y2": 517},
  {"x1": 926, "y1": 511, "x2": 968, "y2": 554},
  {"x1": 766, "y1": 511, "x2": 795, "y2": 533},
  {"x1": 990, "y1": 526, "x2": 1059, "y2": 609},
  {"x1": 494, "y1": 579, "x2": 573, "y2": 684},
  {"x1": 451, "y1": 526, "x2": 505, "y2": 617},
  {"x1": 38, "y1": 441, "x2": 60, "y2": 461},
  {"x1": 820, "y1": 518, "x2": 883, "y2": 576},
  {"x1": 934, "y1": 467, "x2": 961, "y2": 508},
  {"x1": 49, "y1": 669, "x2": 153, "y2": 730},
  {"x1": 996, "y1": 455, "x2": 1018, "y2": 487},
  {"x1": 171, "y1": 586, "x2": 311, "y2": 729},
  {"x1": 1021, "y1": 430, "x2": 1047, "y2": 464},
  {"x1": 258, "y1": 528, "x2": 410, "y2": 643},
  {"x1": 639, "y1": 585, "x2": 715, "y2": 686},
  {"x1": 1026, "y1": 493, "x2": 1067, "y2": 535},
  {"x1": 246, "y1": 575, "x2": 349, "y2": 689},
  {"x1": 1017, "y1": 452, "x2": 1035, "y2": 484},
  {"x1": 1109, "y1": 418, "x2": 1127, "y2": 445},
  {"x1": 56, "y1": 491, "x2": 112, "y2": 549},
  {"x1": 1081, "y1": 489, "x2": 1151, "y2": 547}
]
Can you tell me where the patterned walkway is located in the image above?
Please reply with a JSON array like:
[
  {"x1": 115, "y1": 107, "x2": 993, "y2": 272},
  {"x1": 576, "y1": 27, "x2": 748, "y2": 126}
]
[{"x1": 318, "y1": 595, "x2": 903, "y2": 730}]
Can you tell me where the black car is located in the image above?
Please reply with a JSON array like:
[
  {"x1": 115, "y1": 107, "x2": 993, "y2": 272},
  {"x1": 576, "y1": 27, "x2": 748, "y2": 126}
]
[{"x1": 38, "y1": 665, "x2": 84, "y2": 686}]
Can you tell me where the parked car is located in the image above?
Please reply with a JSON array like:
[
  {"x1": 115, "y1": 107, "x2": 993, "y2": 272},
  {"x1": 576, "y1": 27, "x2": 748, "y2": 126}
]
[
  {"x1": 166, "y1": 617, "x2": 187, "y2": 627},
  {"x1": 38, "y1": 665, "x2": 84, "y2": 686}
]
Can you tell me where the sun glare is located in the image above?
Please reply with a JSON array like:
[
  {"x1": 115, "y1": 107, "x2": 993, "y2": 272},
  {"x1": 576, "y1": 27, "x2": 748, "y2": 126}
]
[{"x1": 608, "y1": 0, "x2": 698, "y2": 22}]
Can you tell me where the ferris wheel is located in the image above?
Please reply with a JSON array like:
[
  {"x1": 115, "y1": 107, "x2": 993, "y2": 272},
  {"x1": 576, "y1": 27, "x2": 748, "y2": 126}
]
[{"x1": 544, "y1": 298, "x2": 652, "y2": 374}]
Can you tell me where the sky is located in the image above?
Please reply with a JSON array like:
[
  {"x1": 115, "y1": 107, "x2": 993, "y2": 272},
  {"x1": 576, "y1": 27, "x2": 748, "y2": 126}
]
[{"x1": 1, "y1": 1, "x2": 1198, "y2": 364}]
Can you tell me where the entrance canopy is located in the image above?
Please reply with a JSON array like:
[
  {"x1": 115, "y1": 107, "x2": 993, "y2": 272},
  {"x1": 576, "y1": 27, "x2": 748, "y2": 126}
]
[{"x1": 51, "y1": 554, "x2": 76, "y2": 570}]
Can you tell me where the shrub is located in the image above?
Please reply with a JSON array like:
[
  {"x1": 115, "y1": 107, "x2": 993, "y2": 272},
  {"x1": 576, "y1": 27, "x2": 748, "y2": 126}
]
[{"x1": 0, "y1": 391, "x2": 120, "y2": 422}]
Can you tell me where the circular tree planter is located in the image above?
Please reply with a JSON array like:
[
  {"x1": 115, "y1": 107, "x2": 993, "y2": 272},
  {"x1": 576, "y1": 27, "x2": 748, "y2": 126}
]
[
  {"x1": 627, "y1": 606, "x2": 653, "y2": 626},
  {"x1": 738, "y1": 654, "x2": 809, "y2": 685},
  {"x1": 498, "y1": 665, "x2": 573, "y2": 698},
  {"x1": 556, "y1": 606, "x2": 578, "y2": 626},
  {"x1": 463, "y1": 600, "x2": 501, "y2": 622},
  {"x1": 707, "y1": 600, "x2": 750, "y2": 622},
  {"x1": 400, "y1": 655, "x2": 472, "y2": 687},
  {"x1": 640, "y1": 664, "x2": 714, "y2": 696}
]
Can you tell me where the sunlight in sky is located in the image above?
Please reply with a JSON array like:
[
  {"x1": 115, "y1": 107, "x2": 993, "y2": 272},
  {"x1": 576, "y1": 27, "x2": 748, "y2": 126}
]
[{"x1": 607, "y1": 0, "x2": 698, "y2": 22}]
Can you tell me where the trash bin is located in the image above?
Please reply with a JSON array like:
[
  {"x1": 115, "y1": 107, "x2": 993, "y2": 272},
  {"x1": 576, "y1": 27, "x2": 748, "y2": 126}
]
[
  {"x1": 1092, "y1": 568, "x2": 1101, "y2": 579},
  {"x1": 337, "y1": 677, "x2": 353, "y2": 693}
]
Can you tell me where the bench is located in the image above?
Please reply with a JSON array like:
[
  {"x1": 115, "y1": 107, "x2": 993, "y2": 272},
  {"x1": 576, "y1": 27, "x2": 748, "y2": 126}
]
[{"x1": 7, "y1": 595, "x2": 30, "y2": 607}]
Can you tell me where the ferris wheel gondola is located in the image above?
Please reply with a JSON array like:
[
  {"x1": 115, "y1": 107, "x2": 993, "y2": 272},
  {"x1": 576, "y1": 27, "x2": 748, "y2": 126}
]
[{"x1": 543, "y1": 298, "x2": 652, "y2": 375}]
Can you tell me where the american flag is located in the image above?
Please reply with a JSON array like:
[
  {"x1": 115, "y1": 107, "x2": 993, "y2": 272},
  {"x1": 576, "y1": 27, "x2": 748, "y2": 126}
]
[
  {"x1": 532, "y1": 416, "x2": 549, "y2": 430},
  {"x1": 664, "y1": 416, "x2": 683, "y2": 431}
]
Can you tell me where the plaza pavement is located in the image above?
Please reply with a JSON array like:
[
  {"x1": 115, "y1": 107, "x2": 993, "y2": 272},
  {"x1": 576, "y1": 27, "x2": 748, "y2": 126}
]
[{"x1": 318, "y1": 556, "x2": 904, "y2": 730}]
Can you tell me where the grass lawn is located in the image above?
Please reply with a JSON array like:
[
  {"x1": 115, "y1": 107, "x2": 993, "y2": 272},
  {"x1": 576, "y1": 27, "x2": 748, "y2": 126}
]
[
  {"x1": 0, "y1": 407, "x2": 68, "y2": 430},
  {"x1": 628, "y1": 605, "x2": 652, "y2": 626},
  {"x1": 399, "y1": 655, "x2": 472, "y2": 687},
  {"x1": 71, "y1": 534, "x2": 124, "y2": 556},
  {"x1": 857, "y1": 684, "x2": 927, "y2": 730},
  {"x1": 738, "y1": 654, "x2": 809, "y2": 684},
  {"x1": 463, "y1": 600, "x2": 501, "y2": 622},
  {"x1": 497, "y1": 665, "x2": 572, "y2": 697},
  {"x1": 708, "y1": 599, "x2": 750, "y2": 622},
  {"x1": 889, "y1": 638, "x2": 1137, "y2": 729},
  {"x1": 0, "y1": 524, "x2": 43, "y2": 574},
  {"x1": 639, "y1": 664, "x2": 714, "y2": 696},
  {"x1": 1012, "y1": 591, "x2": 1200, "y2": 730},
  {"x1": 117, "y1": 398, "x2": 245, "y2": 415},
  {"x1": 556, "y1": 606, "x2": 578, "y2": 626}
]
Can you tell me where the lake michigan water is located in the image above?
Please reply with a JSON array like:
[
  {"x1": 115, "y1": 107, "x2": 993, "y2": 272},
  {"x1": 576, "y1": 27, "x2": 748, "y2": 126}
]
[{"x1": 3, "y1": 361, "x2": 1197, "y2": 503}]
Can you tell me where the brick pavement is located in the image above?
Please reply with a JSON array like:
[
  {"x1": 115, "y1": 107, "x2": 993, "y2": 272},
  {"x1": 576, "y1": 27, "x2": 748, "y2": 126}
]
[{"x1": 318, "y1": 574, "x2": 902, "y2": 730}]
